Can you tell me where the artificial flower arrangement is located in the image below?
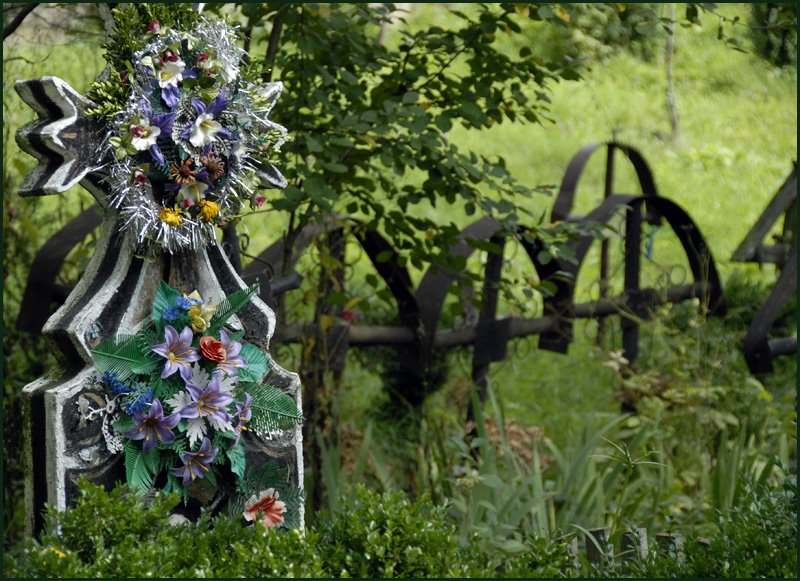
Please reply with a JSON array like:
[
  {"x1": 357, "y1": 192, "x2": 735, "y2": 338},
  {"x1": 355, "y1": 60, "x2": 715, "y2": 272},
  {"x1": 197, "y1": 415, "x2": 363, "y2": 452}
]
[
  {"x1": 89, "y1": 7, "x2": 287, "y2": 252},
  {"x1": 89, "y1": 281, "x2": 304, "y2": 529}
]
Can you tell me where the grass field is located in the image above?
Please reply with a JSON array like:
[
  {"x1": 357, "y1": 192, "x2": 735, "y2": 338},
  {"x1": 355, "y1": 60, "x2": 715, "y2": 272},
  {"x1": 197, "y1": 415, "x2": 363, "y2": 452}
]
[{"x1": 3, "y1": 4, "x2": 796, "y2": 449}]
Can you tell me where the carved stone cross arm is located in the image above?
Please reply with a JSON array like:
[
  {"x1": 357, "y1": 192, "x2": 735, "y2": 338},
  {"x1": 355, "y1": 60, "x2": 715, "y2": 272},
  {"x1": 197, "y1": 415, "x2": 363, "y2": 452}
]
[{"x1": 15, "y1": 76, "x2": 107, "y2": 200}]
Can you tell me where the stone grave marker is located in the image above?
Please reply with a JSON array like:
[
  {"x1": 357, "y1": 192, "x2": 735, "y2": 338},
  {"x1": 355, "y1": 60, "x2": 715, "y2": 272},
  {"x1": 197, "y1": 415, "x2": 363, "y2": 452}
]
[{"x1": 15, "y1": 6, "x2": 303, "y2": 534}]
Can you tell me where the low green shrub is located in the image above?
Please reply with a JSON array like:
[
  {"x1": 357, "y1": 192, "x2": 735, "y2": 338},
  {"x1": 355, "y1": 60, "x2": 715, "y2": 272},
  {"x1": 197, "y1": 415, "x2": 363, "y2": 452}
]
[
  {"x1": 3, "y1": 480, "x2": 325, "y2": 578},
  {"x1": 3, "y1": 480, "x2": 573, "y2": 578},
  {"x1": 629, "y1": 474, "x2": 798, "y2": 578},
  {"x1": 5, "y1": 473, "x2": 795, "y2": 578}
]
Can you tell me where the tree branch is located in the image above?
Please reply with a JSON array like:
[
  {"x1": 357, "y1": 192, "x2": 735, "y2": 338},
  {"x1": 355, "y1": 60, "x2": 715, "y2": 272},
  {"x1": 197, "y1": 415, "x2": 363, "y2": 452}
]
[
  {"x1": 3, "y1": 3, "x2": 37, "y2": 42},
  {"x1": 263, "y1": 13, "x2": 283, "y2": 82}
]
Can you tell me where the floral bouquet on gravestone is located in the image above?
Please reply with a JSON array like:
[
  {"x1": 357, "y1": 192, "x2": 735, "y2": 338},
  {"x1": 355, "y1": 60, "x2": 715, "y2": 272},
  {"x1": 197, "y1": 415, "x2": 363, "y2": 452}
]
[
  {"x1": 88, "y1": 6, "x2": 287, "y2": 252},
  {"x1": 89, "y1": 281, "x2": 304, "y2": 529}
]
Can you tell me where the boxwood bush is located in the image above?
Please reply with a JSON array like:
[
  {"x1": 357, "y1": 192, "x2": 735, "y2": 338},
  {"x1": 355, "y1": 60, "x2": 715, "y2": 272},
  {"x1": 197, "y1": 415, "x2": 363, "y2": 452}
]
[{"x1": 4, "y1": 475, "x2": 796, "y2": 578}]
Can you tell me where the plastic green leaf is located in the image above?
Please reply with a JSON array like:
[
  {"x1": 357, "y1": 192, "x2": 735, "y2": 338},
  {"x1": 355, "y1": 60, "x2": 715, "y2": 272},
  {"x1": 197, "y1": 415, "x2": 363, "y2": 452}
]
[
  {"x1": 236, "y1": 344, "x2": 270, "y2": 382},
  {"x1": 206, "y1": 284, "x2": 259, "y2": 335},
  {"x1": 92, "y1": 335, "x2": 159, "y2": 382},
  {"x1": 152, "y1": 280, "x2": 181, "y2": 333},
  {"x1": 249, "y1": 386, "x2": 304, "y2": 434},
  {"x1": 226, "y1": 443, "x2": 246, "y2": 484},
  {"x1": 124, "y1": 441, "x2": 158, "y2": 495}
]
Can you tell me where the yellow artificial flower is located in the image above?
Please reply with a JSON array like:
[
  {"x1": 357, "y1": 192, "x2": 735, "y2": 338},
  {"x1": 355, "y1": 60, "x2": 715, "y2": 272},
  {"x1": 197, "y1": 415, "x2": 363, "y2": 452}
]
[
  {"x1": 198, "y1": 199, "x2": 220, "y2": 223},
  {"x1": 159, "y1": 207, "x2": 183, "y2": 227},
  {"x1": 188, "y1": 302, "x2": 217, "y2": 333}
]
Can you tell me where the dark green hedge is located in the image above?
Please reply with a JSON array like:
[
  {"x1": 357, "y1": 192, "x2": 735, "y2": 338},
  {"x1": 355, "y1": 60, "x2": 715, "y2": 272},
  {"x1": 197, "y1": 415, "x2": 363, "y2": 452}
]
[{"x1": 4, "y1": 476, "x2": 796, "y2": 578}]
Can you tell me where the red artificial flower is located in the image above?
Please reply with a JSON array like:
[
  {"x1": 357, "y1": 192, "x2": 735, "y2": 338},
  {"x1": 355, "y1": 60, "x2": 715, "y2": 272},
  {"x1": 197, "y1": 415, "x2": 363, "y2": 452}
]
[
  {"x1": 199, "y1": 336, "x2": 227, "y2": 363},
  {"x1": 243, "y1": 489, "x2": 286, "y2": 530}
]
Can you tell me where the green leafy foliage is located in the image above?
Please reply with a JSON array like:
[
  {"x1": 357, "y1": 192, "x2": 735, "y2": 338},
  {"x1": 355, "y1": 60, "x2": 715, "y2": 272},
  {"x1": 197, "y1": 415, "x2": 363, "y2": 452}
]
[
  {"x1": 249, "y1": 386, "x2": 304, "y2": 433},
  {"x1": 225, "y1": 442, "x2": 246, "y2": 484},
  {"x1": 748, "y1": 3, "x2": 797, "y2": 67},
  {"x1": 236, "y1": 343, "x2": 270, "y2": 382},
  {"x1": 102, "y1": 4, "x2": 202, "y2": 73},
  {"x1": 629, "y1": 474, "x2": 797, "y2": 578},
  {"x1": 235, "y1": 2, "x2": 578, "y2": 289}
]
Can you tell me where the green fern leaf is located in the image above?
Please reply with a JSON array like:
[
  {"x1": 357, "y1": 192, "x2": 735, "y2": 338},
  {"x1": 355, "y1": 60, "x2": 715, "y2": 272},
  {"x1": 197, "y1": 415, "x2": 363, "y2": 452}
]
[
  {"x1": 207, "y1": 284, "x2": 259, "y2": 335},
  {"x1": 249, "y1": 386, "x2": 303, "y2": 434},
  {"x1": 170, "y1": 434, "x2": 188, "y2": 456},
  {"x1": 237, "y1": 344, "x2": 270, "y2": 382},
  {"x1": 92, "y1": 335, "x2": 158, "y2": 382},
  {"x1": 124, "y1": 441, "x2": 157, "y2": 495}
]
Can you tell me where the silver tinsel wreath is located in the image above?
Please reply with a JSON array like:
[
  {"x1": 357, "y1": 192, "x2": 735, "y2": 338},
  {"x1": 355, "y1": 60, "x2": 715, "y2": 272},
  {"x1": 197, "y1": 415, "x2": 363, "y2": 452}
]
[{"x1": 96, "y1": 18, "x2": 288, "y2": 253}]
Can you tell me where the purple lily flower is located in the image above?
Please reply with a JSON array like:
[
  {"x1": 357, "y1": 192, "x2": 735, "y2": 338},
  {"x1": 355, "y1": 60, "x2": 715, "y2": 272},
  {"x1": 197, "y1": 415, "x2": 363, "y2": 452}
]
[
  {"x1": 152, "y1": 325, "x2": 201, "y2": 383},
  {"x1": 124, "y1": 398, "x2": 180, "y2": 451},
  {"x1": 171, "y1": 437, "x2": 218, "y2": 486},
  {"x1": 149, "y1": 144, "x2": 165, "y2": 166},
  {"x1": 177, "y1": 373, "x2": 234, "y2": 427},
  {"x1": 217, "y1": 329, "x2": 246, "y2": 375},
  {"x1": 140, "y1": 98, "x2": 153, "y2": 118},
  {"x1": 162, "y1": 84, "x2": 180, "y2": 109},
  {"x1": 152, "y1": 112, "x2": 176, "y2": 134},
  {"x1": 191, "y1": 97, "x2": 206, "y2": 116},
  {"x1": 231, "y1": 392, "x2": 253, "y2": 447},
  {"x1": 183, "y1": 68, "x2": 198, "y2": 80},
  {"x1": 206, "y1": 90, "x2": 229, "y2": 117},
  {"x1": 191, "y1": 90, "x2": 229, "y2": 118}
]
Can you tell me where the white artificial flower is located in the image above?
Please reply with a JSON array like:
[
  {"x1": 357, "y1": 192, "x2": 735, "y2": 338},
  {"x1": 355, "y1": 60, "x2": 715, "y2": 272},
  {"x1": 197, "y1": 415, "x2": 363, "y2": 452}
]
[
  {"x1": 179, "y1": 180, "x2": 209, "y2": 201},
  {"x1": 189, "y1": 113, "x2": 224, "y2": 147},
  {"x1": 158, "y1": 59, "x2": 186, "y2": 88},
  {"x1": 130, "y1": 119, "x2": 161, "y2": 151}
]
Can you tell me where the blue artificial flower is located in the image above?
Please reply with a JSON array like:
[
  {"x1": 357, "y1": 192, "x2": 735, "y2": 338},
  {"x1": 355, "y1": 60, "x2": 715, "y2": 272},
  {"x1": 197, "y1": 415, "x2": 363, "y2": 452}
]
[
  {"x1": 102, "y1": 371, "x2": 132, "y2": 396},
  {"x1": 176, "y1": 296, "x2": 200, "y2": 310},
  {"x1": 123, "y1": 386, "x2": 154, "y2": 416},
  {"x1": 162, "y1": 306, "x2": 181, "y2": 322}
]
